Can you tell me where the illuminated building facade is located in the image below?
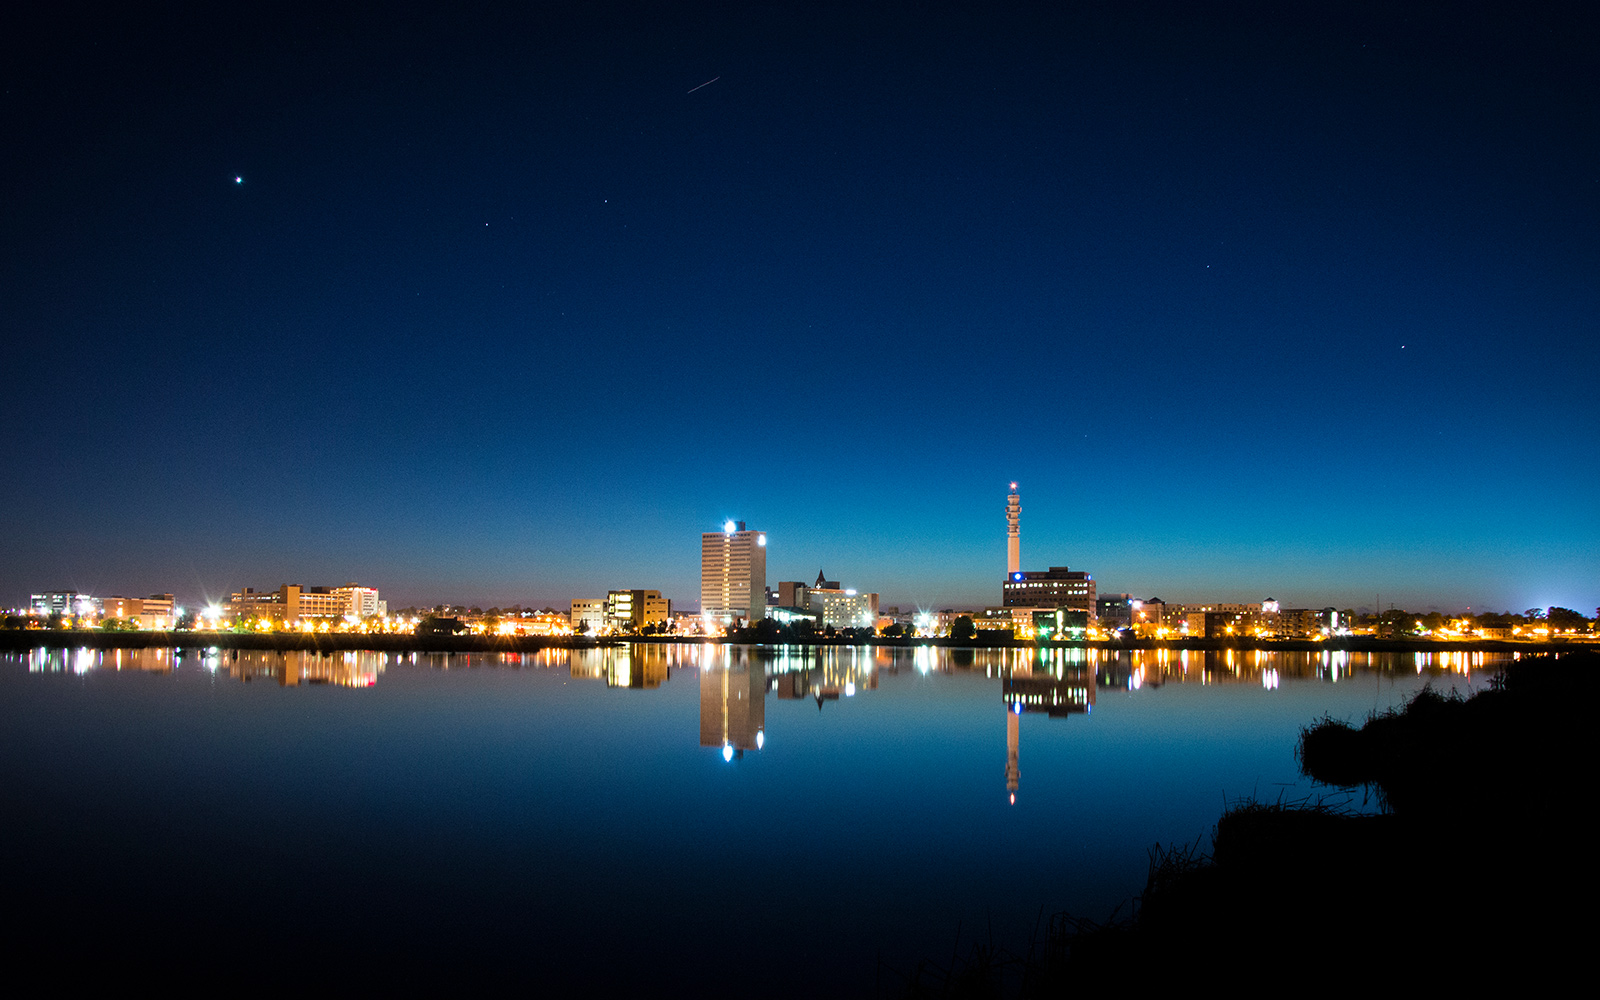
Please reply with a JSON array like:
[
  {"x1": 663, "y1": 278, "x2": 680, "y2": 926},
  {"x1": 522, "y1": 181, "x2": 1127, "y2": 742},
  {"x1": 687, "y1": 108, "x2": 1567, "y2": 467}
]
[
  {"x1": 1130, "y1": 598, "x2": 1167, "y2": 635},
  {"x1": 570, "y1": 599, "x2": 606, "y2": 634},
  {"x1": 975, "y1": 608, "x2": 1020, "y2": 633},
  {"x1": 1002, "y1": 567, "x2": 1096, "y2": 614},
  {"x1": 101, "y1": 596, "x2": 139, "y2": 618},
  {"x1": 700, "y1": 520, "x2": 766, "y2": 623},
  {"x1": 805, "y1": 587, "x2": 878, "y2": 630},
  {"x1": 605, "y1": 589, "x2": 671, "y2": 632},
  {"x1": 229, "y1": 583, "x2": 381, "y2": 624},
  {"x1": 31, "y1": 591, "x2": 99, "y2": 617},
  {"x1": 336, "y1": 584, "x2": 381, "y2": 619},
  {"x1": 140, "y1": 593, "x2": 175, "y2": 625},
  {"x1": 1273, "y1": 607, "x2": 1340, "y2": 638},
  {"x1": 1032, "y1": 608, "x2": 1090, "y2": 640}
]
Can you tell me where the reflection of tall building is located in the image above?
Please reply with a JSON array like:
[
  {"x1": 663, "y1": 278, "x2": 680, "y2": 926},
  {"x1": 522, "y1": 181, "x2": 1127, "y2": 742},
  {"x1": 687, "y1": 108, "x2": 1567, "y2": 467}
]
[
  {"x1": 1002, "y1": 655, "x2": 1094, "y2": 801},
  {"x1": 1006, "y1": 705, "x2": 1019, "y2": 803},
  {"x1": 701, "y1": 521, "x2": 766, "y2": 624},
  {"x1": 1003, "y1": 666, "x2": 1093, "y2": 718},
  {"x1": 699, "y1": 650, "x2": 765, "y2": 758}
]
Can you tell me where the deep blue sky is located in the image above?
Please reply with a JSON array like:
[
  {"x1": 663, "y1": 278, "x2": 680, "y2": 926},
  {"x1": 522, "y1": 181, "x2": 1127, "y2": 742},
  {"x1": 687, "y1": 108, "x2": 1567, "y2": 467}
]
[{"x1": 2, "y1": 2, "x2": 1595, "y2": 615}]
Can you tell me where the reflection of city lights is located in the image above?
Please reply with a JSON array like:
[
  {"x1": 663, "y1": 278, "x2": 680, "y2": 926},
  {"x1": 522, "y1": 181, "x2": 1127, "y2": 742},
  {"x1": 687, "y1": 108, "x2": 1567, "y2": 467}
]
[
  {"x1": 722, "y1": 743, "x2": 733, "y2": 762},
  {"x1": 756, "y1": 730, "x2": 765, "y2": 750}
]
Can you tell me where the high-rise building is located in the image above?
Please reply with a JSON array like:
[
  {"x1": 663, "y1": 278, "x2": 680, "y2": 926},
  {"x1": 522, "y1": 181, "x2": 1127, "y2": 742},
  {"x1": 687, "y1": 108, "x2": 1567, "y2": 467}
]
[{"x1": 700, "y1": 520, "x2": 766, "y2": 624}]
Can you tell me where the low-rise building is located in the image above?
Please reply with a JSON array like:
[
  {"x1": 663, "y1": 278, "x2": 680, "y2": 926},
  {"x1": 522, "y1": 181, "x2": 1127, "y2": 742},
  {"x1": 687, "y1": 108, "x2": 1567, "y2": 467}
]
[
  {"x1": 570, "y1": 599, "x2": 607, "y2": 634},
  {"x1": 1002, "y1": 567, "x2": 1096, "y2": 615},
  {"x1": 606, "y1": 589, "x2": 671, "y2": 633},
  {"x1": 1096, "y1": 593, "x2": 1135, "y2": 630},
  {"x1": 803, "y1": 573, "x2": 878, "y2": 630},
  {"x1": 229, "y1": 583, "x2": 381, "y2": 624},
  {"x1": 31, "y1": 591, "x2": 100, "y2": 618}
]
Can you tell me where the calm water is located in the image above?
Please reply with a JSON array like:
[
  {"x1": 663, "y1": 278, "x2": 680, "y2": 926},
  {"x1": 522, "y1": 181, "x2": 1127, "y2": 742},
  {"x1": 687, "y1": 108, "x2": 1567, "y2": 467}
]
[{"x1": 1, "y1": 644, "x2": 1504, "y2": 994}]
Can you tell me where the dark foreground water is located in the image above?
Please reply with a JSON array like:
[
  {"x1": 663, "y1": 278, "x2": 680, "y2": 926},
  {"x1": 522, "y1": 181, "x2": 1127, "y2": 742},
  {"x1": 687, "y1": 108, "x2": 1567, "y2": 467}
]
[{"x1": 1, "y1": 644, "x2": 1504, "y2": 994}]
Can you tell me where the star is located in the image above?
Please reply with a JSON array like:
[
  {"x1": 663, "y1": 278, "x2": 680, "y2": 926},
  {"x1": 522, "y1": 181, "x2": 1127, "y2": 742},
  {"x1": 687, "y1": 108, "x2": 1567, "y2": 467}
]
[{"x1": 234, "y1": 176, "x2": 243, "y2": 184}]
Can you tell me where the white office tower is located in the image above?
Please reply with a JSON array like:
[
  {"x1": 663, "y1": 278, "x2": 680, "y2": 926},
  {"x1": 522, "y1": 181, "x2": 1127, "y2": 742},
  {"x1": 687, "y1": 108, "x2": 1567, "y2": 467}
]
[
  {"x1": 1006, "y1": 483, "x2": 1021, "y2": 574},
  {"x1": 701, "y1": 520, "x2": 767, "y2": 624}
]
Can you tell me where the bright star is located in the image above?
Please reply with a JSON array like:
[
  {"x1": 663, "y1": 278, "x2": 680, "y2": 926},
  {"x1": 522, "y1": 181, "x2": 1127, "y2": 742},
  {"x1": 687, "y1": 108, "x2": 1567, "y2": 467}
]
[{"x1": 234, "y1": 176, "x2": 242, "y2": 184}]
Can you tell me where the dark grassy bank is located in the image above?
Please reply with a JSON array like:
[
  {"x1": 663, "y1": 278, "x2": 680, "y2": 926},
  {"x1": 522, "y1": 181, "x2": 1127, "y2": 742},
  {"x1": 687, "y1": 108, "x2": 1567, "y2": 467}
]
[{"x1": 895, "y1": 651, "x2": 1591, "y2": 996}]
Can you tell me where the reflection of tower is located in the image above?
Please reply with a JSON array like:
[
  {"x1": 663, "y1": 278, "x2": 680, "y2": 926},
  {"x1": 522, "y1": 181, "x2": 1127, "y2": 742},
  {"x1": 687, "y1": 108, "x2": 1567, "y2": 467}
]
[
  {"x1": 1006, "y1": 483, "x2": 1021, "y2": 575},
  {"x1": 1006, "y1": 702, "x2": 1020, "y2": 804},
  {"x1": 699, "y1": 649, "x2": 766, "y2": 760}
]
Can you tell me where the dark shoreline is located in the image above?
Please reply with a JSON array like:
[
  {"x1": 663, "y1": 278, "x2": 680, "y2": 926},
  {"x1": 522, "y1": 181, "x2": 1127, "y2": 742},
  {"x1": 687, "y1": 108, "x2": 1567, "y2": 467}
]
[
  {"x1": 0, "y1": 629, "x2": 1570, "y2": 655},
  {"x1": 905, "y1": 649, "x2": 1593, "y2": 994}
]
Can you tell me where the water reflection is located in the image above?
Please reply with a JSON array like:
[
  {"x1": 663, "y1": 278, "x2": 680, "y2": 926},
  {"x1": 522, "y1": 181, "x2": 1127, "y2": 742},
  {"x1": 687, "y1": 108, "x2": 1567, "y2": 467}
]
[
  {"x1": 26, "y1": 645, "x2": 385, "y2": 686},
  {"x1": 1, "y1": 638, "x2": 1522, "y2": 988},
  {"x1": 700, "y1": 647, "x2": 765, "y2": 759},
  {"x1": 23, "y1": 642, "x2": 1508, "y2": 695}
]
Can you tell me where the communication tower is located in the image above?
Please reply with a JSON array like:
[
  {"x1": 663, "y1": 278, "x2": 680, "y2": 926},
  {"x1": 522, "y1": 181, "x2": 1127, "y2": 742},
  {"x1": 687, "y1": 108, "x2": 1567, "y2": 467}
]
[{"x1": 1006, "y1": 483, "x2": 1021, "y2": 574}]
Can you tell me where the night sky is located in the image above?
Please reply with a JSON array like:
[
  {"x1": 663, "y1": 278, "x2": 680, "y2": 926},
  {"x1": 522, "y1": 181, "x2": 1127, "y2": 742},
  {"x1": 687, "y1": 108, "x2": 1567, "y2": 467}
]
[{"x1": 3, "y1": 2, "x2": 1595, "y2": 614}]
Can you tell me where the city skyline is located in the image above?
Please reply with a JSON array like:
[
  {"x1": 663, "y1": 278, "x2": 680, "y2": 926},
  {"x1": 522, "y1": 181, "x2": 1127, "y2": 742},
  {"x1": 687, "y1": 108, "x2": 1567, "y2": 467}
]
[
  {"x1": 2, "y1": 3, "x2": 1593, "y2": 616},
  {"x1": 11, "y1": 483, "x2": 1591, "y2": 619}
]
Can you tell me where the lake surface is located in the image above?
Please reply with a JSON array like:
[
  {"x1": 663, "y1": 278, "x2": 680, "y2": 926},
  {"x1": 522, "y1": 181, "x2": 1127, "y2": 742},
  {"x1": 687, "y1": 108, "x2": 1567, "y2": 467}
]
[{"x1": 1, "y1": 644, "x2": 1505, "y2": 994}]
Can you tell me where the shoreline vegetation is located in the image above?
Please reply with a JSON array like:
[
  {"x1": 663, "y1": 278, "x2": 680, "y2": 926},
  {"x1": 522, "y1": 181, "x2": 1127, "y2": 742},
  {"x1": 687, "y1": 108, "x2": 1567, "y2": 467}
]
[
  {"x1": 0, "y1": 629, "x2": 1576, "y2": 655},
  {"x1": 891, "y1": 650, "x2": 1590, "y2": 996}
]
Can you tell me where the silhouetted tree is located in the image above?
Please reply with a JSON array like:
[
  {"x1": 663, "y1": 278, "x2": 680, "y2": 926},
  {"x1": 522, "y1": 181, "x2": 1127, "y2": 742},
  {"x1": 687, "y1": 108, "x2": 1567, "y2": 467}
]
[
  {"x1": 1547, "y1": 608, "x2": 1588, "y2": 630},
  {"x1": 951, "y1": 615, "x2": 977, "y2": 641}
]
